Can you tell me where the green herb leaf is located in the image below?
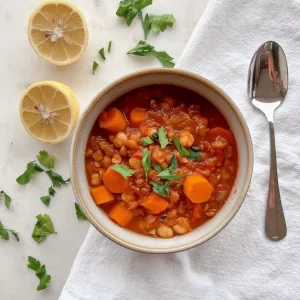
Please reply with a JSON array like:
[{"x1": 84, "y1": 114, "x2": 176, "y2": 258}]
[
  {"x1": 28, "y1": 256, "x2": 51, "y2": 291},
  {"x1": 151, "y1": 181, "x2": 169, "y2": 197},
  {"x1": 32, "y1": 214, "x2": 57, "y2": 244},
  {"x1": 127, "y1": 40, "x2": 175, "y2": 68},
  {"x1": 0, "y1": 190, "x2": 11, "y2": 209},
  {"x1": 149, "y1": 14, "x2": 176, "y2": 33},
  {"x1": 93, "y1": 61, "x2": 99, "y2": 75},
  {"x1": 152, "y1": 132, "x2": 159, "y2": 141},
  {"x1": 158, "y1": 127, "x2": 170, "y2": 149},
  {"x1": 173, "y1": 136, "x2": 190, "y2": 157},
  {"x1": 48, "y1": 186, "x2": 56, "y2": 196},
  {"x1": 16, "y1": 161, "x2": 44, "y2": 185},
  {"x1": 0, "y1": 222, "x2": 9, "y2": 240},
  {"x1": 157, "y1": 169, "x2": 184, "y2": 181},
  {"x1": 152, "y1": 163, "x2": 166, "y2": 172},
  {"x1": 40, "y1": 196, "x2": 51, "y2": 207},
  {"x1": 111, "y1": 164, "x2": 135, "y2": 179},
  {"x1": 99, "y1": 48, "x2": 106, "y2": 60},
  {"x1": 168, "y1": 154, "x2": 178, "y2": 173},
  {"x1": 8, "y1": 230, "x2": 19, "y2": 242},
  {"x1": 116, "y1": 0, "x2": 152, "y2": 26},
  {"x1": 36, "y1": 150, "x2": 55, "y2": 169},
  {"x1": 189, "y1": 147, "x2": 202, "y2": 161},
  {"x1": 46, "y1": 170, "x2": 70, "y2": 187},
  {"x1": 142, "y1": 148, "x2": 151, "y2": 182},
  {"x1": 108, "y1": 41, "x2": 112, "y2": 53},
  {"x1": 141, "y1": 136, "x2": 154, "y2": 146},
  {"x1": 141, "y1": 12, "x2": 151, "y2": 39},
  {"x1": 75, "y1": 203, "x2": 88, "y2": 221}
]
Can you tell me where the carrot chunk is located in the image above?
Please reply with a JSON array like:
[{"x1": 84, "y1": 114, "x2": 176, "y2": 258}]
[
  {"x1": 130, "y1": 108, "x2": 147, "y2": 126},
  {"x1": 103, "y1": 168, "x2": 128, "y2": 194},
  {"x1": 183, "y1": 175, "x2": 212, "y2": 203},
  {"x1": 109, "y1": 203, "x2": 133, "y2": 227},
  {"x1": 140, "y1": 193, "x2": 168, "y2": 214},
  {"x1": 90, "y1": 186, "x2": 114, "y2": 205},
  {"x1": 98, "y1": 107, "x2": 127, "y2": 133},
  {"x1": 207, "y1": 127, "x2": 235, "y2": 146}
]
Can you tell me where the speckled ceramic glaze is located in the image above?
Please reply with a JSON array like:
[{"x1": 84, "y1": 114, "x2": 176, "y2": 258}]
[{"x1": 70, "y1": 69, "x2": 253, "y2": 253}]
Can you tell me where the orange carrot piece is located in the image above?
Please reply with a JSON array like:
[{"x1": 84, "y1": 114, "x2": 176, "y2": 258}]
[
  {"x1": 140, "y1": 193, "x2": 168, "y2": 214},
  {"x1": 90, "y1": 186, "x2": 114, "y2": 205},
  {"x1": 98, "y1": 107, "x2": 127, "y2": 133},
  {"x1": 207, "y1": 127, "x2": 235, "y2": 146},
  {"x1": 103, "y1": 168, "x2": 128, "y2": 194},
  {"x1": 183, "y1": 175, "x2": 212, "y2": 203},
  {"x1": 130, "y1": 108, "x2": 147, "y2": 126},
  {"x1": 109, "y1": 203, "x2": 133, "y2": 227}
]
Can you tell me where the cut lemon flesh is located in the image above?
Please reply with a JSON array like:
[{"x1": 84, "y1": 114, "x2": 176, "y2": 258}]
[
  {"x1": 28, "y1": 0, "x2": 88, "y2": 66},
  {"x1": 20, "y1": 81, "x2": 79, "y2": 144}
]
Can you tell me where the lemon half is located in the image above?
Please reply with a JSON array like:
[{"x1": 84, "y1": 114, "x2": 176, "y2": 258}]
[
  {"x1": 20, "y1": 81, "x2": 79, "y2": 144},
  {"x1": 28, "y1": 0, "x2": 88, "y2": 66}
]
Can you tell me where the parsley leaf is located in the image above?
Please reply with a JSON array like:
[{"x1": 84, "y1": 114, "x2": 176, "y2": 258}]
[
  {"x1": 28, "y1": 256, "x2": 51, "y2": 291},
  {"x1": 116, "y1": 0, "x2": 152, "y2": 26},
  {"x1": 152, "y1": 132, "x2": 159, "y2": 141},
  {"x1": 36, "y1": 150, "x2": 55, "y2": 169},
  {"x1": 0, "y1": 190, "x2": 11, "y2": 209},
  {"x1": 46, "y1": 170, "x2": 70, "y2": 187},
  {"x1": 9, "y1": 230, "x2": 20, "y2": 242},
  {"x1": 0, "y1": 222, "x2": 19, "y2": 241},
  {"x1": 93, "y1": 61, "x2": 99, "y2": 75},
  {"x1": 75, "y1": 203, "x2": 88, "y2": 221},
  {"x1": 40, "y1": 186, "x2": 56, "y2": 207},
  {"x1": 32, "y1": 214, "x2": 57, "y2": 244},
  {"x1": 189, "y1": 147, "x2": 202, "y2": 161},
  {"x1": 111, "y1": 164, "x2": 135, "y2": 179},
  {"x1": 152, "y1": 163, "x2": 166, "y2": 172},
  {"x1": 158, "y1": 127, "x2": 170, "y2": 149},
  {"x1": 168, "y1": 154, "x2": 178, "y2": 173},
  {"x1": 157, "y1": 169, "x2": 184, "y2": 181},
  {"x1": 141, "y1": 136, "x2": 153, "y2": 146},
  {"x1": 108, "y1": 41, "x2": 112, "y2": 53},
  {"x1": 142, "y1": 148, "x2": 151, "y2": 182},
  {"x1": 141, "y1": 12, "x2": 151, "y2": 39},
  {"x1": 173, "y1": 136, "x2": 190, "y2": 157},
  {"x1": 16, "y1": 161, "x2": 44, "y2": 185},
  {"x1": 99, "y1": 48, "x2": 106, "y2": 60},
  {"x1": 127, "y1": 41, "x2": 175, "y2": 68},
  {"x1": 151, "y1": 181, "x2": 169, "y2": 197},
  {"x1": 49, "y1": 186, "x2": 56, "y2": 196}
]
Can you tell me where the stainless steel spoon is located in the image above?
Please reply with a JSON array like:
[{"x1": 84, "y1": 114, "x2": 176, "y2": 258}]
[{"x1": 248, "y1": 41, "x2": 288, "y2": 241}]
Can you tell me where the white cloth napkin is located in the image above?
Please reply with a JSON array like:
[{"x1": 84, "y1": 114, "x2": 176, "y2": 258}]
[{"x1": 60, "y1": 0, "x2": 300, "y2": 299}]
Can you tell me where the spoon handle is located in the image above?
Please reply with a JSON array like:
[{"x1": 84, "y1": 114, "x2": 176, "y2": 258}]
[{"x1": 265, "y1": 120, "x2": 287, "y2": 240}]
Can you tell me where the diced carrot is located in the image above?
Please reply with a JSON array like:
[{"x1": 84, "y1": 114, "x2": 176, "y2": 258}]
[
  {"x1": 90, "y1": 186, "x2": 114, "y2": 205},
  {"x1": 207, "y1": 127, "x2": 235, "y2": 146},
  {"x1": 183, "y1": 175, "x2": 212, "y2": 203},
  {"x1": 132, "y1": 150, "x2": 143, "y2": 158},
  {"x1": 130, "y1": 108, "x2": 147, "y2": 126},
  {"x1": 140, "y1": 193, "x2": 168, "y2": 214},
  {"x1": 109, "y1": 203, "x2": 133, "y2": 227},
  {"x1": 139, "y1": 123, "x2": 149, "y2": 136},
  {"x1": 98, "y1": 107, "x2": 127, "y2": 133},
  {"x1": 103, "y1": 168, "x2": 128, "y2": 194}
]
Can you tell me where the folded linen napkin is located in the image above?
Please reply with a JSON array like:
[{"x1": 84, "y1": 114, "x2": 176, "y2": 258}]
[{"x1": 60, "y1": 0, "x2": 300, "y2": 299}]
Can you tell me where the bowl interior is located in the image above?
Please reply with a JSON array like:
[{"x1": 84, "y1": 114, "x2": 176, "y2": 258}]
[{"x1": 71, "y1": 69, "x2": 253, "y2": 253}]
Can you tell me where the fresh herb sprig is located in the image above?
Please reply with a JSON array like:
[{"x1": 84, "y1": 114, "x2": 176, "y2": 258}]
[
  {"x1": 108, "y1": 41, "x2": 112, "y2": 53},
  {"x1": 46, "y1": 170, "x2": 70, "y2": 187},
  {"x1": 16, "y1": 162, "x2": 44, "y2": 185},
  {"x1": 99, "y1": 48, "x2": 106, "y2": 60},
  {"x1": 111, "y1": 164, "x2": 135, "y2": 179},
  {"x1": 32, "y1": 214, "x2": 57, "y2": 244},
  {"x1": 37, "y1": 150, "x2": 55, "y2": 169},
  {"x1": 93, "y1": 61, "x2": 99, "y2": 75},
  {"x1": 141, "y1": 136, "x2": 154, "y2": 146},
  {"x1": 40, "y1": 186, "x2": 56, "y2": 207},
  {"x1": 0, "y1": 191, "x2": 11, "y2": 209},
  {"x1": 0, "y1": 222, "x2": 19, "y2": 242},
  {"x1": 151, "y1": 181, "x2": 169, "y2": 197},
  {"x1": 173, "y1": 137, "x2": 201, "y2": 161},
  {"x1": 142, "y1": 148, "x2": 151, "y2": 182},
  {"x1": 75, "y1": 203, "x2": 88, "y2": 221}
]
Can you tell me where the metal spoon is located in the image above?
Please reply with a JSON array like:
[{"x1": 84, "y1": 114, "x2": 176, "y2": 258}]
[{"x1": 248, "y1": 41, "x2": 288, "y2": 241}]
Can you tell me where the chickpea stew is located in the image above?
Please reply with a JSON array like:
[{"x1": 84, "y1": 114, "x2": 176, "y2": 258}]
[{"x1": 85, "y1": 85, "x2": 238, "y2": 238}]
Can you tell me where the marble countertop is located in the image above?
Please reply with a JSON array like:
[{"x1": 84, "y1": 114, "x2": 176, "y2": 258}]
[{"x1": 0, "y1": 0, "x2": 209, "y2": 299}]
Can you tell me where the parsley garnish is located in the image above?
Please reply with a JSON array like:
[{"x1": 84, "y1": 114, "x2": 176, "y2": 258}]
[
  {"x1": 93, "y1": 61, "x2": 99, "y2": 75},
  {"x1": 36, "y1": 150, "x2": 55, "y2": 169},
  {"x1": 111, "y1": 164, "x2": 135, "y2": 179},
  {"x1": 0, "y1": 190, "x2": 11, "y2": 209},
  {"x1": 40, "y1": 186, "x2": 56, "y2": 207},
  {"x1": 142, "y1": 148, "x2": 151, "y2": 182},
  {"x1": 127, "y1": 41, "x2": 175, "y2": 68},
  {"x1": 152, "y1": 132, "x2": 159, "y2": 141},
  {"x1": 157, "y1": 169, "x2": 184, "y2": 181},
  {"x1": 0, "y1": 222, "x2": 19, "y2": 242},
  {"x1": 158, "y1": 127, "x2": 170, "y2": 149},
  {"x1": 46, "y1": 170, "x2": 70, "y2": 187},
  {"x1": 75, "y1": 203, "x2": 88, "y2": 221},
  {"x1": 189, "y1": 146, "x2": 202, "y2": 161},
  {"x1": 116, "y1": 0, "x2": 152, "y2": 26},
  {"x1": 168, "y1": 154, "x2": 178, "y2": 173},
  {"x1": 99, "y1": 48, "x2": 106, "y2": 60},
  {"x1": 32, "y1": 214, "x2": 57, "y2": 244},
  {"x1": 152, "y1": 163, "x2": 166, "y2": 172},
  {"x1": 16, "y1": 161, "x2": 44, "y2": 185},
  {"x1": 27, "y1": 256, "x2": 51, "y2": 291},
  {"x1": 151, "y1": 181, "x2": 169, "y2": 197},
  {"x1": 173, "y1": 136, "x2": 189, "y2": 157},
  {"x1": 141, "y1": 136, "x2": 154, "y2": 146},
  {"x1": 108, "y1": 41, "x2": 112, "y2": 53}
]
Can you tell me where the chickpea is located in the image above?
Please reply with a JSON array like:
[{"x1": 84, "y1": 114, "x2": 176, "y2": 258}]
[
  {"x1": 109, "y1": 135, "x2": 115, "y2": 142},
  {"x1": 173, "y1": 224, "x2": 188, "y2": 235},
  {"x1": 196, "y1": 125, "x2": 209, "y2": 137},
  {"x1": 94, "y1": 162, "x2": 101, "y2": 169},
  {"x1": 129, "y1": 157, "x2": 143, "y2": 169},
  {"x1": 121, "y1": 192, "x2": 136, "y2": 202},
  {"x1": 99, "y1": 169, "x2": 105, "y2": 181},
  {"x1": 112, "y1": 154, "x2": 122, "y2": 164},
  {"x1": 119, "y1": 146, "x2": 127, "y2": 157},
  {"x1": 167, "y1": 130, "x2": 175, "y2": 141},
  {"x1": 177, "y1": 156, "x2": 188, "y2": 164},
  {"x1": 103, "y1": 145, "x2": 115, "y2": 157},
  {"x1": 126, "y1": 139, "x2": 138, "y2": 150},
  {"x1": 212, "y1": 137, "x2": 227, "y2": 149},
  {"x1": 90, "y1": 173, "x2": 100, "y2": 186},
  {"x1": 179, "y1": 131, "x2": 194, "y2": 148},
  {"x1": 98, "y1": 140, "x2": 108, "y2": 150},
  {"x1": 169, "y1": 191, "x2": 180, "y2": 203},
  {"x1": 93, "y1": 149, "x2": 104, "y2": 162},
  {"x1": 129, "y1": 135, "x2": 140, "y2": 143},
  {"x1": 161, "y1": 102, "x2": 170, "y2": 111},
  {"x1": 113, "y1": 132, "x2": 127, "y2": 148},
  {"x1": 167, "y1": 209, "x2": 177, "y2": 219},
  {"x1": 157, "y1": 224, "x2": 174, "y2": 238},
  {"x1": 85, "y1": 148, "x2": 93, "y2": 158},
  {"x1": 101, "y1": 156, "x2": 112, "y2": 169}
]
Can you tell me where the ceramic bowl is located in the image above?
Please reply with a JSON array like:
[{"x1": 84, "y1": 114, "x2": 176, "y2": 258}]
[{"x1": 70, "y1": 69, "x2": 253, "y2": 253}]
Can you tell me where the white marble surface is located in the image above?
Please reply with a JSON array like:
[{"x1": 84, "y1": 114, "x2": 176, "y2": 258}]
[{"x1": 0, "y1": 0, "x2": 209, "y2": 299}]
